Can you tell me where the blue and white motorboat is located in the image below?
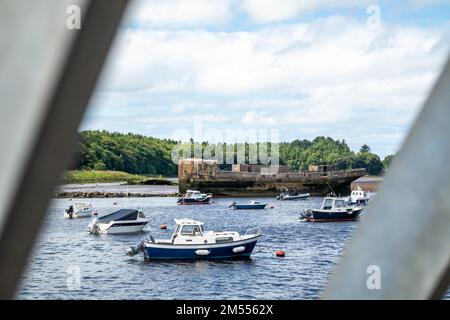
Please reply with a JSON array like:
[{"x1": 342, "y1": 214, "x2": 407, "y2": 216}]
[
  {"x1": 88, "y1": 209, "x2": 150, "y2": 234},
  {"x1": 177, "y1": 190, "x2": 212, "y2": 205},
  {"x1": 230, "y1": 200, "x2": 267, "y2": 210},
  {"x1": 127, "y1": 218, "x2": 261, "y2": 260},
  {"x1": 300, "y1": 197, "x2": 363, "y2": 222}
]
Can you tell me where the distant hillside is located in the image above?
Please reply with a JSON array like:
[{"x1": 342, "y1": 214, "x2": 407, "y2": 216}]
[{"x1": 73, "y1": 130, "x2": 390, "y2": 176}]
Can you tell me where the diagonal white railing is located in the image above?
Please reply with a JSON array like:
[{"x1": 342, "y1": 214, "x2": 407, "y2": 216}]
[{"x1": 324, "y1": 54, "x2": 450, "y2": 299}]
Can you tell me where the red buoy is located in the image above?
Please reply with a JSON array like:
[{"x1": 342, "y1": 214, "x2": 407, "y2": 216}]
[
  {"x1": 160, "y1": 224, "x2": 168, "y2": 230},
  {"x1": 275, "y1": 250, "x2": 285, "y2": 257}
]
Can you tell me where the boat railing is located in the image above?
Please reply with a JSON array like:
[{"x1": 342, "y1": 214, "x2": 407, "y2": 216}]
[{"x1": 245, "y1": 227, "x2": 261, "y2": 236}]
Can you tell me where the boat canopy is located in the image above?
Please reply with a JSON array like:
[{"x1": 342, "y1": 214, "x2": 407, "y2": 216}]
[
  {"x1": 174, "y1": 218, "x2": 204, "y2": 226},
  {"x1": 98, "y1": 209, "x2": 139, "y2": 223},
  {"x1": 74, "y1": 202, "x2": 92, "y2": 210},
  {"x1": 321, "y1": 197, "x2": 347, "y2": 209}
]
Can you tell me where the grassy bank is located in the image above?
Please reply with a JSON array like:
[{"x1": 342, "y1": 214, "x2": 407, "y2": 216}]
[{"x1": 62, "y1": 170, "x2": 176, "y2": 185}]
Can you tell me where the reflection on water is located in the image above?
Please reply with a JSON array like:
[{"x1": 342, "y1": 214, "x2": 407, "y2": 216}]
[{"x1": 18, "y1": 196, "x2": 368, "y2": 299}]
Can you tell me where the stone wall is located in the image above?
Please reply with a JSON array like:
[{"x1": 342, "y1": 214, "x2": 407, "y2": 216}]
[{"x1": 179, "y1": 159, "x2": 365, "y2": 196}]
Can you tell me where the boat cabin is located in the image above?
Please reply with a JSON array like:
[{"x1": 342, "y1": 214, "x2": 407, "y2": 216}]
[
  {"x1": 184, "y1": 190, "x2": 211, "y2": 199},
  {"x1": 351, "y1": 190, "x2": 368, "y2": 198},
  {"x1": 175, "y1": 218, "x2": 204, "y2": 235},
  {"x1": 168, "y1": 218, "x2": 239, "y2": 245},
  {"x1": 73, "y1": 202, "x2": 92, "y2": 212},
  {"x1": 348, "y1": 188, "x2": 370, "y2": 205},
  {"x1": 321, "y1": 197, "x2": 350, "y2": 211},
  {"x1": 185, "y1": 190, "x2": 202, "y2": 199}
]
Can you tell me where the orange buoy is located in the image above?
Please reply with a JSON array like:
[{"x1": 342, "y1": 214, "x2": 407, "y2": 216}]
[
  {"x1": 275, "y1": 250, "x2": 285, "y2": 257},
  {"x1": 160, "y1": 224, "x2": 168, "y2": 230}
]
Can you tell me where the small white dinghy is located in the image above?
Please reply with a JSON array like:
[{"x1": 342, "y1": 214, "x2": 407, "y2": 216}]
[
  {"x1": 64, "y1": 202, "x2": 93, "y2": 219},
  {"x1": 87, "y1": 209, "x2": 149, "y2": 235}
]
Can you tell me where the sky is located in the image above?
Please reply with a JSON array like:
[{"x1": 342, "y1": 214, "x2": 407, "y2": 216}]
[{"x1": 81, "y1": 0, "x2": 450, "y2": 158}]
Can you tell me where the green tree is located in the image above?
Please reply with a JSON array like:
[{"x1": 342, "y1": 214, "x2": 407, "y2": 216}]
[
  {"x1": 360, "y1": 144, "x2": 371, "y2": 153},
  {"x1": 73, "y1": 131, "x2": 385, "y2": 177}
]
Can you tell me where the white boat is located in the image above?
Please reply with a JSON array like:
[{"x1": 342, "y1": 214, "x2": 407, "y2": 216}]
[
  {"x1": 346, "y1": 186, "x2": 371, "y2": 206},
  {"x1": 177, "y1": 190, "x2": 212, "y2": 205},
  {"x1": 230, "y1": 200, "x2": 267, "y2": 210},
  {"x1": 276, "y1": 188, "x2": 310, "y2": 200},
  {"x1": 87, "y1": 209, "x2": 149, "y2": 235},
  {"x1": 301, "y1": 197, "x2": 363, "y2": 222},
  {"x1": 127, "y1": 218, "x2": 261, "y2": 260},
  {"x1": 64, "y1": 202, "x2": 93, "y2": 219}
]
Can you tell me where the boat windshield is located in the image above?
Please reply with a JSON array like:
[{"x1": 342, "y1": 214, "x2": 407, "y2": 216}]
[
  {"x1": 74, "y1": 203, "x2": 91, "y2": 210},
  {"x1": 334, "y1": 200, "x2": 346, "y2": 208},
  {"x1": 188, "y1": 191, "x2": 201, "y2": 198},
  {"x1": 323, "y1": 198, "x2": 333, "y2": 210},
  {"x1": 180, "y1": 225, "x2": 202, "y2": 236}
]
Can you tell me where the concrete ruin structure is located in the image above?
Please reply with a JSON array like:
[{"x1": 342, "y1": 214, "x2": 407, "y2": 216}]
[{"x1": 178, "y1": 159, "x2": 366, "y2": 196}]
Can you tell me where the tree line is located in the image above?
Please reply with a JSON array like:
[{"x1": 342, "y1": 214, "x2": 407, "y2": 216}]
[{"x1": 73, "y1": 130, "x2": 394, "y2": 176}]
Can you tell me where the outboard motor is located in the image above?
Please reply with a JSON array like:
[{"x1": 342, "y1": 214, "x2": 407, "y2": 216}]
[
  {"x1": 299, "y1": 209, "x2": 312, "y2": 221},
  {"x1": 87, "y1": 218, "x2": 100, "y2": 235},
  {"x1": 127, "y1": 236, "x2": 155, "y2": 256}
]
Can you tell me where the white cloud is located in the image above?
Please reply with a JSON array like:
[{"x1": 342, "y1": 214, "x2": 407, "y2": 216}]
[
  {"x1": 103, "y1": 16, "x2": 448, "y2": 96},
  {"x1": 91, "y1": 13, "x2": 450, "y2": 156},
  {"x1": 125, "y1": 0, "x2": 233, "y2": 28}
]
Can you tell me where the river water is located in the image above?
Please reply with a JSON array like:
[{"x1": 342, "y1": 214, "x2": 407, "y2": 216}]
[{"x1": 18, "y1": 196, "x2": 363, "y2": 299}]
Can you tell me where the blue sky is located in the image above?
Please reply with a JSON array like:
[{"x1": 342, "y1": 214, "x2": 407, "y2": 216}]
[{"x1": 81, "y1": 0, "x2": 450, "y2": 158}]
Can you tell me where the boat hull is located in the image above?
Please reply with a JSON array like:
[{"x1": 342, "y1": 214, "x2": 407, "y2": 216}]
[
  {"x1": 302, "y1": 208, "x2": 362, "y2": 222},
  {"x1": 97, "y1": 220, "x2": 149, "y2": 234},
  {"x1": 277, "y1": 194, "x2": 310, "y2": 201},
  {"x1": 178, "y1": 198, "x2": 210, "y2": 205},
  {"x1": 143, "y1": 237, "x2": 259, "y2": 260},
  {"x1": 233, "y1": 204, "x2": 267, "y2": 210}
]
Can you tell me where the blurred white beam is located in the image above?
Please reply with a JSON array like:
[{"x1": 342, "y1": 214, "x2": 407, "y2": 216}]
[
  {"x1": 0, "y1": 0, "x2": 128, "y2": 298},
  {"x1": 0, "y1": 0, "x2": 87, "y2": 241},
  {"x1": 323, "y1": 54, "x2": 450, "y2": 299}
]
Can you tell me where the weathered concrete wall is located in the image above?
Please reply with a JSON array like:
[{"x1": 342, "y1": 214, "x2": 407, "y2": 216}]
[
  {"x1": 179, "y1": 159, "x2": 365, "y2": 196},
  {"x1": 232, "y1": 164, "x2": 292, "y2": 173}
]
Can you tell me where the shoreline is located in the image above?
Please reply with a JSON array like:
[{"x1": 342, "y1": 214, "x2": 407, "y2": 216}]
[{"x1": 55, "y1": 191, "x2": 180, "y2": 198}]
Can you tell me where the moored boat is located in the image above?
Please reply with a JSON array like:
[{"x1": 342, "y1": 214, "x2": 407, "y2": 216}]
[
  {"x1": 177, "y1": 190, "x2": 212, "y2": 205},
  {"x1": 64, "y1": 202, "x2": 93, "y2": 219},
  {"x1": 345, "y1": 186, "x2": 371, "y2": 206},
  {"x1": 230, "y1": 200, "x2": 267, "y2": 210},
  {"x1": 87, "y1": 209, "x2": 149, "y2": 234},
  {"x1": 127, "y1": 218, "x2": 261, "y2": 260},
  {"x1": 277, "y1": 189, "x2": 310, "y2": 200},
  {"x1": 300, "y1": 197, "x2": 363, "y2": 222}
]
